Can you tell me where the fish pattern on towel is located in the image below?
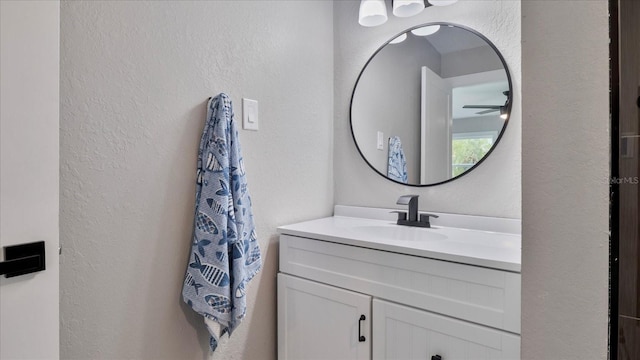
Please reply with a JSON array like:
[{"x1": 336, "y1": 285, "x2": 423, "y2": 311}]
[
  {"x1": 197, "y1": 212, "x2": 219, "y2": 235},
  {"x1": 182, "y1": 93, "x2": 262, "y2": 352},
  {"x1": 189, "y1": 254, "x2": 230, "y2": 287},
  {"x1": 205, "y1": 294, "x2": 232, "y2": 313},
  {"x1": 206, "y1": 152, "x2": 224, "y2": 172},
  {"x1": 184, "y1": 272, "x2": 204, "y2": 295}
]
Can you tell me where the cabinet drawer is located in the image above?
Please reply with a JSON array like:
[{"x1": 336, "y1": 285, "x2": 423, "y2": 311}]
[
  {"x1": 279, "y1": 234, "x2": 521, "y2": 334},
  {"x1": 373, "y1": 299, "x2": 520, "y2": 360}
]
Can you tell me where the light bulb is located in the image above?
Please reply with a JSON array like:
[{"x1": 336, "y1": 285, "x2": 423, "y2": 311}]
[
  {"x1": 389, "y1": 33, "x2": 408, "y2": 44},
  {"x1": 411, "y1": 25, "x2": 441, "y2": 36},
  {"x1": 393, "y1": 0, "x2": 425, "y2": 18},
  {"x1": 428, "y1": 0, "x2": 458, "y2": 6},
  {"x1": 359, "y1": 0, "x2": 388, "y2": 27}
]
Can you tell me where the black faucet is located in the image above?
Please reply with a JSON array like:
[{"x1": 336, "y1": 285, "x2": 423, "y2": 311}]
[{"x1": 394, "y1": 195, "x2": 439, "y2": 228}]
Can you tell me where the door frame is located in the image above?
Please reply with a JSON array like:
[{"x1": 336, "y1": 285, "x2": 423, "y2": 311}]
[{"x1": 609, "y1": 0, "x2": 620, "y2": 358}]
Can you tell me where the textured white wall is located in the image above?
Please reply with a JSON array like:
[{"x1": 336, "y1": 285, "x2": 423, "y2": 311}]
[
  {"x1": 521, "y1": 1, "x2": 610, "y2": 359},
  {"x1": 334, "y1": 0, "x2": 521, "y2": 218},
  {"x1": 60, "y1": 1, "x2": 333, "y2": 359}
]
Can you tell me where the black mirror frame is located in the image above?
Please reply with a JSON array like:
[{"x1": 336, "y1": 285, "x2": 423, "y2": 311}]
[{"x1": 349, "y1": 22, "x2": 514, "y2": 187}]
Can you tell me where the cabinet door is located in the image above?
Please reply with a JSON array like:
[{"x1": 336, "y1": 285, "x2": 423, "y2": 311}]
[
  {"x1": 278, "y1": 274, "x2": 371, "y2": 360},
  {"x1": 372, "y1": 299, "x2": 520, "y2": 360}
]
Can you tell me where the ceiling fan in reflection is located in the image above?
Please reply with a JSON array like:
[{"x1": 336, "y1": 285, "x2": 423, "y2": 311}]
[{"x1": 462, "y1": 90, "x2": 510, "y2": 119}]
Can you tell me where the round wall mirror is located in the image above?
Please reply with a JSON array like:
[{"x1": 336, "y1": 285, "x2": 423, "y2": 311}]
[{"x1": 350, "y1": 23, "x2": 513, "y2": 186}]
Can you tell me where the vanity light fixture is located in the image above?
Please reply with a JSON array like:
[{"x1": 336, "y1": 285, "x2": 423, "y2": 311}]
[
  {"x1": 410, "y1": 24, "x2": 441, "y2": 36},
  {"x1": 389, "y1": 33, "x2": 408, "y2": 44},
  {"x1": 358, "y1": 0, "x2": 388, "y2": 27},
  {"x1": 359, "y1": 0, "x2": 457, "y2": 27}
]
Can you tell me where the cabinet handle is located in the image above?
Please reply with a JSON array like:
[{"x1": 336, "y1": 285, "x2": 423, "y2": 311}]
[
  {"x1": 0, "y1": 241, "x2": 45, "y2": 278},
  {"x1": 431, "y1": 355, "x2": 442, "y2": 360},
  {"x1": 358, "y1": 314, "x2": 366, "y2": 342}
]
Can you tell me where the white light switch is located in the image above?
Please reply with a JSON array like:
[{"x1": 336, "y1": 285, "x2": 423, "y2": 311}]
[
  {"x1": 377, "y1": 131, "x2": 384, "y2": 150},
  {"x1": 242, "y1": 98, "x2": 259, "y2": 131}
]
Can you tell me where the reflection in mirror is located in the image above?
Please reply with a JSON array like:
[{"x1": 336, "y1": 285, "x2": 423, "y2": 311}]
[{"x1": 350, "y1": 23, "x2": 512, "y2": 186}]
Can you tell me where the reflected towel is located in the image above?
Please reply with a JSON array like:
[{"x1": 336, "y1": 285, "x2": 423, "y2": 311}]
[
  {"x1": 388, "y1": 136, "x2": 408, "y2": 183},
  {"x1": 182, "y1": 93, "x2": 262, "y2": 352}
]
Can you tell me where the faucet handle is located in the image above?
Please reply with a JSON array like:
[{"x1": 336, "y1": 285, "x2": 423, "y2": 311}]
[
  {"x1": 419, "y1": 213, "x2": 439, "y2": 228},
  {"x1": 390, "y1": 210, "x2": 407, "y2": 221},
  {"x1": 419, "y1": 212, "x2": 439, "y2": 219}
]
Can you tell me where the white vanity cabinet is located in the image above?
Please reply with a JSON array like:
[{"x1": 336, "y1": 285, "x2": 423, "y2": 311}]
[{"x1": 277, "y1": 229, "x2": 521, "y2": 360}]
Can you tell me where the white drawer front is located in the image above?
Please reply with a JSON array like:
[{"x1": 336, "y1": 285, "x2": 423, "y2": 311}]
[
  {"x1": 279, "y1": 234, "x2": 521, "y2": 334},
  {"x1": 373, "y1": 299, "x2": 520, "y2": 360}
]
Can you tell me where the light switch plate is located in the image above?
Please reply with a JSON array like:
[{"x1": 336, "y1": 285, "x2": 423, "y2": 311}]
[
  {"x1": 242, "y1": 98, "x2": 259, "y2": 131},
  {"x1": 377, "y1": 131, "x2": 384, "y2": 150}
]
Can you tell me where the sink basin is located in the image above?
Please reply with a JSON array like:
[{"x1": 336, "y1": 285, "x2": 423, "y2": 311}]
[{"x1": 352, "y1": 224, "x2": 448, "y2": 242}]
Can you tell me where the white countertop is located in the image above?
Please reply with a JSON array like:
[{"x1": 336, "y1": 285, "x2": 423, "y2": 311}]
[{"x1": 278, "y1": 212, "x2": 521, "y2": 273}]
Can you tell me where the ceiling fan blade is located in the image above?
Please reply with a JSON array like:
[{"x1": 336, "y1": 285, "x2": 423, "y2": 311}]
[
  {"x1": 463, "y1": 105, "x2": 501, "y2": 109},
  {"x1": 476, "y1": 109, "x2": 498, "y2": 115}
]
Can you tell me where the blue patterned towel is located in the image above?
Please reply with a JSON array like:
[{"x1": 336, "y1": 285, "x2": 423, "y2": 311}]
[
  {"x1": 182, "y1": 93, "x2": 261, "y2": 352},
  {"x1": 388, "y1": 136, "x2": 408, "y2": 183}
]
